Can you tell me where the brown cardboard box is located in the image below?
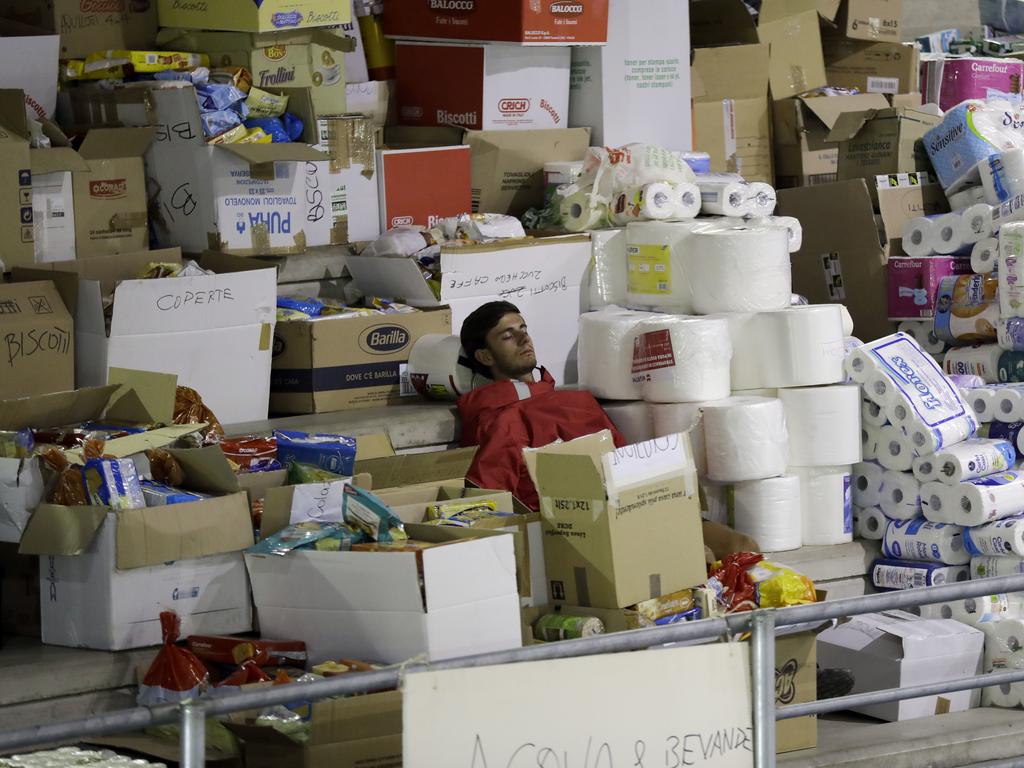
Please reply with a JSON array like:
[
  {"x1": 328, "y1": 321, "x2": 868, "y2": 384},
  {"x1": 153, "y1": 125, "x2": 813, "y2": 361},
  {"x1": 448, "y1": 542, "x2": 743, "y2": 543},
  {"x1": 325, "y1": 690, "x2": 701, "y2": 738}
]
[
  {"x1": 757, "y1": 10, "x2": 828, "y2": 100},
  {"x1": 72, "y1": 127, "x2": 154, "y2": 258},
  {"x1": 776, "y1": 630, "x2": 818, "y2": 753},
  {"x1": 270, "y1": 307, "x2": 452, "y2": 414},
  {"x1": 0, "y1": 90, "x2": 34, "y2": 270},
  {"x1": 0, "y1": 281, "x2": 74, "y2": 401},
  {"x1": 773, "y1": 92, "x2": 890, "y2": 187},
  {"x1": 0, "y1": 0, "x2": 159, "y2": 59},
  {"x1": 692, "y1": 44, "x2": 773, "y2": 183},
  {"x1": 761, "y1": 0, "x2": 899, "y2": 42},
  {"x1": 689, "y1": 0, "x2": 758, "y2": 47},
  {"x1": 827, "y1": 107, "x2": 940, "y2": 192},
  {"x1": 823, "y1": 35, "x2": 920, "y2": 95}
]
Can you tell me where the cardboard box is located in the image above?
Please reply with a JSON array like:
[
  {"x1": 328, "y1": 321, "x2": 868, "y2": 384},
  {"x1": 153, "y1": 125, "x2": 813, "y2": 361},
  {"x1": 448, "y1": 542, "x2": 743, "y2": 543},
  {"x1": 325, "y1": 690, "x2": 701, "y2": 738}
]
[
  {"x1": 270, "y1": 306, "x2": 452, "y2": 414},
  {"x1": 876, "y1": 179, "x2": 949, "y2": 256},
  {"x1": 776, "y1": 629, "x2": 818, "y2": 753},
  {"x1": 306, "y1": 115, "x2": 380, "y2": 247},
  {"x1": 227, "y1": 691, "x2": 402, "y2": 768},
  {"x1": 757, "y1": 10, "x2": 828, "y2": 100},
  {"x1": 19, "y1": 447, "x2": 256, "y2": 650},
  {"x1": 0, "y1": 25, "x2": 60, "y2": 122},
  {"x1": 568, "y1": 0, "x2": 690, "y2": 150},
  {"x1": 346, "y1": 235, "x2": 592, "y2": 384},
  {"x1": 773, "y1": 93, "x2": 890, "y2": 187},
  {"x1": 921, "y1": 57, "x2": 1024, "y2": 113},
  {"x1": 530, "y1": 430, "x2": 706, "y2": 609},
  {"x1": 382, "y1": 0, "x2": 609, "y2": 44},
  {"x1": 246, "y1": 531, "x2": 521, "y2": 664},
  {"x1": 823, "y1": 35, "x2": 920, "y2": 95},
  {"x1": 155, "y1": 27, "x2": 353, "y2": 117},
  {"x1": 377, "y1": 145, "x2": 471, "y2": 230},
  {"x1": 691, "y1": 44, "x2": 773, "y2": 183},
  {"x1": 72, "y1": 127, "x2": 153, "y2": 258},
  {"x1": 760, "y1": 0, "x2": 900, "y2": 43},
  {"x1": 887, "y1": 256, "x2": 972, "y2": 320},
  {"x1": 689, "y1": 0, "x2": 758, "y2": 47},
  {"x1": 827, "y1": 107, "x2": 940, "y2": 190},
  {"x1": 817, "y1": 610, "x2": 984, "y2": 721},
  {"x1": 0, "y1": 90, "x2": 35, "y2": 270},
  {"x1": 0, "y1": 281, "x2": 74, "y2": 402},
  {"x1": 395, "y1": 42, "x2": 570, "y2": 131},
  {"x1": 0, "y1": 541, "x2": 40, "y2": 637},
  {"x1": 31, "y1": 146, "x2": 87, "y2": 263},
  {"x1": 0, "y1": 0, "x2": 159, "y2": 59},
  {"x1": 156, "y1": 0, "x2": 349, "y2": 33},
  {"x1": 465, "y1": 128, "x2": 590, "y2": 217},
  {"x1": 22, "y1": 249, "x2": 278, "y2": 425},
  {"x1": 347, "y1": 80, "x2": 392, "y2": 127}
]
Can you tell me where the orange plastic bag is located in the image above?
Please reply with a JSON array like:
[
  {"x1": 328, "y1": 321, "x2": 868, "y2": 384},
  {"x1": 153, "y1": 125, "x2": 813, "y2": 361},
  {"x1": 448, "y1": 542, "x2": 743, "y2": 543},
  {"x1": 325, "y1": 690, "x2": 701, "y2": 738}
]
[
  {"x1": 137, "y1": 612, "x2": 209, "y2": 706},
  {"x1": 147, "y1": 449, "x2": 186, "y2": 487},
  {"x1": 174, "y1": 386, "x2": 225, "y2": 438},
  {"x1": 41, "y1": 449, "x2": 87, "y2": 506}
]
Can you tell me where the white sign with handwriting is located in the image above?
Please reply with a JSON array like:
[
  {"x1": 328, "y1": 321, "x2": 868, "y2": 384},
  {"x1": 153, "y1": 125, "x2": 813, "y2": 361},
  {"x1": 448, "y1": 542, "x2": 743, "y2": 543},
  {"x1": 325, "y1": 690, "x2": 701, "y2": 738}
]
[
  {"x1": 602, "y1": 433, "x2": 697, "y2": 502},
  {"x1": 403, "y1": 643, "x2": 753, "y2": 768},
  {"x1": 289, "y1": 480, "x2": 350, "y2": 525}
]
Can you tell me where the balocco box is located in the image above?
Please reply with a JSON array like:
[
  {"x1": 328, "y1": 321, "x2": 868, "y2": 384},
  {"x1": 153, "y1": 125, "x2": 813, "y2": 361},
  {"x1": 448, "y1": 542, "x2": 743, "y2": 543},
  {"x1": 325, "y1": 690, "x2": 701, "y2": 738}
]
[
  {"x1": 395, "y1": 42, "x2": 570, "y2": 131},
  {"x1": 383, "y1": 0, "x2": 608, "y2": 44}
]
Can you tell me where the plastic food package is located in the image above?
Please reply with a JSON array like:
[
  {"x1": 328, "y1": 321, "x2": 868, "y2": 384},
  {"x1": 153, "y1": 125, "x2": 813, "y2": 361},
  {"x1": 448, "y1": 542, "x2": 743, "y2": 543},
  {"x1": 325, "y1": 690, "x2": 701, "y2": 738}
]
[
  {"x1": 82, "y1": 458, "x2": 146, "y2": 510},
  {"x1": 245, "y1": 86, "x2": 289, "y2": 117},
  {"x1": 313, "y1": 524, "x2": 365, "y2": 551},
  {"x1": 219, "y1": 435, "x2": 277, "y2": 471},
  {"x1": 41, "y1": 449, "x2": 88, "y2": 506},
  {"x1": 0, "y1": 429, "x2": 34, "y2": 458},
  {"x1": 175, "y1": 386, "x2": 224, "y2": 438},
  {"x1": 249, "y1": 522, "x2": 342, "y2": 556},
  {"x1": 341, "y1": 484, "x2": 407, "y2": 542},
  {"x1": 278, "y1": 296, "x2": 325, "y2": 316},
  {"x1": 147, "y1": 449, "x2": 187, "y2": 487},
  {"x1": 287, "y1": 462, "x2": 347, "y2": 484},
  {"x1": 84, "y1": 49, "x2": 209, "y2": 74},
  {"x1": 707, "y1": 552, "x2": 816, "y2": 612},
  {"x1": 196, "y1": 83, "x2": 247, "y2": 112},
  {"x1": 140, "y1": 480, "x2": 209, "y2": 507},
  {"x1": 746, "y1": 560, "x2": 816, "y2": 608},
  {"x1": 187, "y1": 635, "x2": 308, "y2": 668},
  {"x1": 216, "y1": 659, "x2": 272, "y2": 689},
  {"x1": 275, "y1": 430, "x2": 357, "y2": 475},
  {"x1": 244, "y1": 115, "x2": 300, "y2": 143},
  {"x1": 137, "y1": 612, "x2": 209, "y2": 706}
]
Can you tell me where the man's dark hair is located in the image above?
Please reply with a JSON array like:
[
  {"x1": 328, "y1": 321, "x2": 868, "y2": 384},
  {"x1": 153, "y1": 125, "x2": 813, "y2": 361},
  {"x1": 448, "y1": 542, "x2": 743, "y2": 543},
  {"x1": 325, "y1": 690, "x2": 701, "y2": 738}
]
[{"x1": 459, "y1": 300, "x2": 522, "y2": 375}]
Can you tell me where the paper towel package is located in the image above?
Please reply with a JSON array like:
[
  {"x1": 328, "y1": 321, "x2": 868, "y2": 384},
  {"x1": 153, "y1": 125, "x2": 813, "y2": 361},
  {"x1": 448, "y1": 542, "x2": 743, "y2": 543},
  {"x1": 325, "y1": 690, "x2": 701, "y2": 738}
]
[
  {"x1": 817, "y1": 610, "x2": 984, "y2": 721},
  {"x1": 921, "y1": 57, "x2": 1024, "y2": 113},
  {"x1": 924, "y1": 99, "x2": 1024, "y2": 192},
  {"x1": 887, "y1": 256, "x2": 973, "y2": 321}
]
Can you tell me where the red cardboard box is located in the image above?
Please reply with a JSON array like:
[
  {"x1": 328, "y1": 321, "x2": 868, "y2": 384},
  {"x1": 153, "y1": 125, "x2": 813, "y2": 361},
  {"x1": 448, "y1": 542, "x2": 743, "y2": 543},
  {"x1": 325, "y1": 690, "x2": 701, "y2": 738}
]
[
  {"x1": 383, "y1": 0, "x2": 609, "y2": 44},
  {"x1": 377, "y1": 145, "x2": 472, "y2": 230}
]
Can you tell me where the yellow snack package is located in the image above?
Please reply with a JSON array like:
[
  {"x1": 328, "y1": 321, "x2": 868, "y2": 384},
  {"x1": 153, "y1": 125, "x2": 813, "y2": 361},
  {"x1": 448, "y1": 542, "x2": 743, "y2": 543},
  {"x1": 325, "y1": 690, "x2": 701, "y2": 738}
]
[
  {"x1": 748, "y1": 560, "x2": 816, "y2": 608},
  {"x1": 63, "y1": 59, "x2": 124, "y2": 81},
  {"x1": 84, "y1": 50, "x2": 209, "y2": 74},
  {"x1": 245, "y1": 87, "x2": 289, "y2": 118}
]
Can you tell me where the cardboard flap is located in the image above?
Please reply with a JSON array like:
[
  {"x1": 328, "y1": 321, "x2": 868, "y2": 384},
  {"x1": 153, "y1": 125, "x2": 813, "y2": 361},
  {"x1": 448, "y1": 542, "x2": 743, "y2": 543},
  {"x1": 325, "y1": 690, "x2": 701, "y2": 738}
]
[
  {"x1": 78, "y1": 127, "x2": 156, "y2": 160},
  {"x1": 0, "y1": 88, "x2": 29, "y2": 138},
  {"x1": 0, "y1": 280, "x2": 72, "y2": 327},
  {"x1": 534, "y1": 453, "x2": 605, "y2": 499},
  {"x1": 420, "y1": 534, "x2": 517, "y2": 611},
  {"x1": 9, "y1": 267, "x2": 81, "y2": 316},
  {"x1": 759, "y1": 0, "x2": 840, "y2": 22},
  {"x1": 167, "y1": 445, "x2": 242, "y2": 494},
  {"x1": 114, "y1": 491, "x2": 253, "y2": 569},
  {"x1": 356, "y1": 433, "x2": 396, "y2": 461},
  {"x1": 215, "y1": 142, "x2": 326, "y2": 164},
  {"x1": 259, "y1": 472, "x2": 372, "y2": 539},
  {"x1": 355, "y1": 447, "x2": 476, "y2": 489},
  {"x1": 67, "y1": 424, "x2": 206, "y2": 463},
  {"x1": 106, "y1": 368, "x2": 179, "y2": 425},
  {"x1": 309, "y1": 28, "x2": 358, "y2": 52},
  {"x1": 33, "y1": 249, "x2": 183, "y2": 300},
  {"x1": 800, "y1": 93, "x2": 892, "y2": 130},
  {"x1": 826, "y1": 109, "x2": 880, "y2": 142},
  {"x1": 30, "y1": 146, "x2": 89, "y2": 174},
  {"x1": 691, "y1": 44, "x2": 770, "y2": 99},
  {"x1": 19, "y1": 505, "x2": 109, "y2": 556},
  {"x1": 690, "y1": 0, "x2": 759, "y2": 46},
  {"x1": 0, "y1": 385, "x2": 118, "y2": 431},
  {"x1": 779, "y1": 178, "x2": 882, "y2": 254}
]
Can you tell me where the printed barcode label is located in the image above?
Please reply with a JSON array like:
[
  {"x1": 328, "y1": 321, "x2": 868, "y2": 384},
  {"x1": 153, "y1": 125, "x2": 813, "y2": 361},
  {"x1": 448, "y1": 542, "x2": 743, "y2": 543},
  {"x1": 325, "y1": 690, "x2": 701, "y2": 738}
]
[
  {"x1": 867, "y1": 76, "x2": 899, "y2": 94},
  {"x1": 657, "y1": 281, "x2": 668, "y2": 291},
  {"x1": 398, "y1": 363, "x2": 415, "y2": 397},
  {"x1": 913, "y1": 571, "x2": 926, "y2": 587},
  {"x1": 876, "y1": 172, "x2": 930, "y2": 189},
  {"x1": 821, "y1": 253, "x2": 846, "y2": 301},
  {"x1": 330, "y1": 188, "x2": 347, "y2": 219}
]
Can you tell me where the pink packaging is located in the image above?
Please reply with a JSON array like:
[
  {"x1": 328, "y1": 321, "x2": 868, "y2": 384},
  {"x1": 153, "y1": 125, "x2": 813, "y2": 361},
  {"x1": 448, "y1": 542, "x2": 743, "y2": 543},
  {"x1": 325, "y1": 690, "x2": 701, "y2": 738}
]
[
  {"x1": 922, "y1": 58, "x2": 1024, "y2": 112},
  {"x1": 887, "y1": 256, "x2": 973, "y2": 320}
]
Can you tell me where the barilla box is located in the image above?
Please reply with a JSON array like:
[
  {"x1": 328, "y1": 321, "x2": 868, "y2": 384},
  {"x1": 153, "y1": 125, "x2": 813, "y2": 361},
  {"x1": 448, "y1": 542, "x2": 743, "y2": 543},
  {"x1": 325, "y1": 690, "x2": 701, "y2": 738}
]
[
  {"x1": 395, "y1": 42, "x2": 570, "y2": 131},
  {"x1": 0, "y1": 0, "x2": 159, "y2": 59},
  {"x1": 0, "y1": 281, "x2": 74, "y2": 403},
  {"x1": 155, "y1": 27, "x2": 353, "y2": 117},
  {"x1": 922, "y1": 57, "x2": 1024, "y2": 113},
  {"x1": 377, "y1": 145, "x2": 471, "y2": 231},
  {"x1": 156, "y1": 0, "x2": 349, "y2": 33},
  {"x1": 0, "y1": 90, "x2": 35, "y2": 270},
  {"x1": 383, "y1": 0, "x2": 609, "y2": 44},
  {"x1": 887, "y1": 256, "x2": 972, "y2": 320}
]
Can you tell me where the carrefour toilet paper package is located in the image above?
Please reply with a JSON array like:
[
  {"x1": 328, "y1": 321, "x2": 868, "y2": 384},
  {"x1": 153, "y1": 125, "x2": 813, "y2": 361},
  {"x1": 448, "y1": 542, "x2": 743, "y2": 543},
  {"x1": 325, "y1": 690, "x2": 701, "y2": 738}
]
[{"x1": 925, "y1": 99, "x2": 1024, "y2": 192}]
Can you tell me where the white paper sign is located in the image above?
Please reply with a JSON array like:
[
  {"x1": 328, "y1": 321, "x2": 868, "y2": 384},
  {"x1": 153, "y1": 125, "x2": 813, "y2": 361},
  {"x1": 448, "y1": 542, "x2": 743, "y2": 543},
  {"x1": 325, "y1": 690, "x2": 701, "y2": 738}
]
[
  {"x1": 289, "y1": 480, "x2": 350, "y2": 525},
  {"x1": 403, "y1": 644, "x2": 753, "y2": 768},
  {"x1": 602, "y1": 433, "x2": 696, "y2": 501}
]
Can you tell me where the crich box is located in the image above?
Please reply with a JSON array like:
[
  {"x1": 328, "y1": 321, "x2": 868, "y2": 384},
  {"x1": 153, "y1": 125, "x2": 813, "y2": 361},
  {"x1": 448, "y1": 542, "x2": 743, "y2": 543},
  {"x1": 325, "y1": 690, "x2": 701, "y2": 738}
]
[
  {"x1": 0, "y1": 0, "x2": 159, "y2": 59},
  {"x1": 0, "y1": 281, "x2": 74, "y2": 403},
  {"x1": 377, "y1": 144, "x2": 471, "y2": 230},
  {"x1": 383, "y1": 0, "x2": 608, "y2": 44},
  {"x1": 823, "y1": 35, "x2": 920, "y2": 95},
  {"x1": 568, "y1": 0, "x2": 690, "y2": 151},
  {"x1": 270, "y1": 306, "x2": 451, "y2": 414},
  {"x1": 395, "y1": 42, "x2": 570, "y2": 131},
  {"x1": 887, "y1": 256, "x2": 972, "y2": 320},
  {"x1": 346, "y1": 235, "x2": 592, "y2": 384},
  {"x1": 156, "y1": 0, "x2": 349, "y2": 33},
  {"x1": 529, "y1": 430, "x2": 706, "y2": 609}
]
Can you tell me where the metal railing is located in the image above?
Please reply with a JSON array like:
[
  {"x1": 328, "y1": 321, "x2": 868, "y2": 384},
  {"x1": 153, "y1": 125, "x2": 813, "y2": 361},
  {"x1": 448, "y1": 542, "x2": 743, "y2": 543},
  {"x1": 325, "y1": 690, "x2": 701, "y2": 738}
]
[{"x1": 6, "y1": 573, "x2": 1024, "y2": 768}]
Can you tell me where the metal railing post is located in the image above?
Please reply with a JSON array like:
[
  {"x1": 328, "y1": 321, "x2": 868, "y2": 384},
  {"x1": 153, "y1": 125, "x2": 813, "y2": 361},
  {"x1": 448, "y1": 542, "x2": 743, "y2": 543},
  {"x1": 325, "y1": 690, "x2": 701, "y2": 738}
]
[
  {"x1": 751, "y1": 609, "x2": 776, "y2": 768},
  {"x1": 180, "y1": 701, "x2": 206, "y2": 768}
]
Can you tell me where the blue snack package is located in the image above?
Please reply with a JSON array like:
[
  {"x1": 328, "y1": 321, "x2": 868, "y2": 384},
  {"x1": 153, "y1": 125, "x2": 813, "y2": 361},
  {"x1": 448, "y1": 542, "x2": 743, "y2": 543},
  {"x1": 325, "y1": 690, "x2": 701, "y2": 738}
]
[
  {"x1": 196, "y1": 83, "x2": 247, "y2": 111},
  {"x1": 82, "y1": 458, "x2": 146, "y2": 510},
  {"x1": 202, "y1": 108, "x2": 243, "y2": 138},
  {"x1": 249, "y1": 522, "x2": 339, "y2": 556},
  {"x1": 277, "y1": 296, "x2": 325, "y2": 316},
  {"x1": 282, "y1": 111, "x2": 304, "y2": 141},
  {"x1": 244, "y1": 116, "x2": 289, "y2": 143},
  {"x1": 140, "y1": 480, "x2": 210, "y2": 507},
  {"x1": 340, "y1": 484, "x2": 406, "y2": 542},
  {"x1": 274, "y1": 430, "x2": 357, "y2": 475}
]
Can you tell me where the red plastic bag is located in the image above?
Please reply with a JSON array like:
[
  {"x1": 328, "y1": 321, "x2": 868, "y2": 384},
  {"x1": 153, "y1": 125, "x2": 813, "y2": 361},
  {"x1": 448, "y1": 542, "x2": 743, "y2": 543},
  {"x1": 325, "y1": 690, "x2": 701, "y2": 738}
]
[
  {"x1": 217, "y1": 660, "x2": 273, "y2": 689},
  {"x1": 708, "y1": 552, "x2": 764, "y2": 613},
  {"x1": 137, "y1": 612, "x2": 209, "y2": 706}
]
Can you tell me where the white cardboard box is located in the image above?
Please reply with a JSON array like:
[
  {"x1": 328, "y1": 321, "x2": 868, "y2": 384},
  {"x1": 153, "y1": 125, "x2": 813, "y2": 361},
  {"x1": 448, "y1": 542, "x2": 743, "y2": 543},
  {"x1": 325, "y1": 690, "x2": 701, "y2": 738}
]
[
  {"x1": 30, "y1": 147, "x2": 87, "y2": 263},
  {"x1": 569, "y1": 0, "x2": 691, "y2": 150},
  {"x1": 817, "y1": 610, "x2": 984, "y2": 721},
  {"x1": 346, "y1": 235, "x2": 591, "y2": 384},
  {"x1": 246, "y1": 534, "x2": 521, "y2": 664}
]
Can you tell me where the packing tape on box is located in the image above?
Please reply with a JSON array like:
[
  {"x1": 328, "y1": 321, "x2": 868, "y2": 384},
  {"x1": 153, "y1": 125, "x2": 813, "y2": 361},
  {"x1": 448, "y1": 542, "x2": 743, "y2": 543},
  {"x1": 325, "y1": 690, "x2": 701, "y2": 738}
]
[
  {"x1": 972, "y1": 237, "x2": 999, "y2": 274},
  {"x1": 702, "y1": 396, "x2": 788, "y2": 483},
  {"x1": 778, "y1": 385, "x2": 861, "y2": 467},
  {"x1": 601, "y1": 400, "x2": 654, "y2": 445},
  {"x1": 883, "y1": 518, "x2": 971, "y2": 565},
  {"x1": 913, "y1": 438, "x2": 1017, "y2": 485},
  {"x1": 687, "y1": 226, "x2": 791, "y2": 314},
  {"x1": 793, "y1": 465, "x2": 853, "y2": 546},
  {"x1": 631, "y1": 315, "x2": 732, "y2": 403},
  {"x1": 731, "y1": 474, "x2": 802, "y2": 552},
  {"x1": 406, "y1": 334, "x2": 480, "y2": 399},
  {"x1": 854, "y1": 506, "x2": 888, "y2": 541},
  {"x1": 853, "y1": 461, "x2": 887, "y2": 508},
  {"x1": 578, "y1": 306, "x2": 661, "y2": 400},
  {"x1": 324, "y1": 116, "x2": 376, "y2": 174},
  {"x1": 880, "y1": 470, "x2": 922, "y2": 521}
]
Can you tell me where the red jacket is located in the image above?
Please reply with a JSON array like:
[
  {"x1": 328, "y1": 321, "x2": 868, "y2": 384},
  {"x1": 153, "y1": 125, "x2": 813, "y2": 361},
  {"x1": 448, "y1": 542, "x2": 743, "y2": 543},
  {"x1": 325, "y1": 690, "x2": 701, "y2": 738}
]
[{"x1": 458, "y1": 368, "x2": 625, "y2": 510}]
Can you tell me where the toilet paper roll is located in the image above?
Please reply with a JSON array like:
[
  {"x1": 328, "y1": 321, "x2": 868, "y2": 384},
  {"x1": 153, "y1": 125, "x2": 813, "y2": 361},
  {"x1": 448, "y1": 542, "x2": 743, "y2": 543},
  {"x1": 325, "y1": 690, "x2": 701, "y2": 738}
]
[
  {"x1": 933, "y1": 213, "x2": 968, "y2": 255},
  {"x1": 732, "y1": 474, "x2": 802, "y2": 552},
  {"x1": 897, "y1": 320, "x2": 945, "y2": 355},
  {"x1": 687, "y1": 226, "x2": 792, "y2": 314},
  {"x1": 989, "y1": 420, "x2": 1024, "y2": 455},
  {"x1": 881, "y1": 470, "x2": 923, "y2": 521},
  {"x1": 995, "y1": 384, "x2": 1024, "y2": 422},
  {"x1": 611, "y1": 182, "x2": 679, "y2": 225},
  {"x1": 972, "y1": 237, "x2": 999, "y2": 274},
  {"x1": 966, "y1": 385, "x2": 999, "y2": 422},
  {"x1": 921, "y1": 594, "x2": 1010, "y2": 625},
  {"x1": 1000, "y1": 222, "x2": 1024, "y2": 317},
  {"x1": 755, "y1": 215, "x2": 802, "y2": 253},
  {"x1": 588, "y1": 228, "x2": 628, "y2": 310},
  {"x1": 631, "y1": 315, "x2": 732, "y2": 403},
  {"x1": 793, "y1": 465, "x2": 853, "y2": 546},
  {"x1": 981, "y1": 149, "x2": 1024, "y2": 206},
  {"x1": 748, "y1": 182, "x2": 777, "y2": 217},
  {"x1": 853, "y1": 461, "x2": 887, "y2": 507},
  {"x1": 703, "y1": 396, "x2": 789, "y2": 482},
  {"x1": 921, "y1": 480, "x2": 960, "y2": 524},
  {"x1": 723, "y1": 312, "x2": 761, "y2": 391},
  {"x1": 862, "y1": 398, "x2": 889, "y2": 427},
  {"x1": 577, "y1": 307, "x2": 660, "y2": 400},
  {"x1": 982, "y1": 618, "x2": 1024, "y2": 708},
  {"x1": 877, "y1": 424, "x2": 915, "y2": 471},
  {"x1": 650, "y1": 399, "x2": 730, "y2": 477},
  {"x1": 854, "y1": 506, "x2": 888, "y2": 540},
  {"x1": 601, "y1": 400, "x2": 654, "y2": 445},
  {"x1": 872, "y1": 558, "x2": 970, "y2": 589},
  {"x1": 779, "y1": 385, "x2": 861, "y2": 466},
  {"x1": 560, "y1": 188, "x2": 608, "y2": 232},
  {"x1": 933, "y1": 274, "x2": 999, "y2": 346},
  {"x1": 695, "y1": 176, "x2": 751, "y2": 216},
  {"x1": 957, "y1": 471, "x2": 1024, "y2": 527},
  {"x1": 407, "y1": 334, "x2": 480, "y2": 399},
  {"x1": 862, "y1": 423, "x2": 882, "y2": 461},
  {"x1": 672, "y1": 182, "x2": 702, "y2": 219},
  {"x1": 906, "y1": 415, "x2": 979, "y2": 458},
  {"x1": 755, "y1": 305, "x2": 847, "y2": 387},
  {"x1": 949, "y1": 185, "x2": 988, "y2": 211},
  {"x1": 950, "y1": 375, "x2": 988, "y2": 388},
  {"x1": 625, "y1": 221, "x2": 697, "y2": 313},
  {"x1": 999, "y1": 318, "x2": 1024, "y2": 353},
  {"x1": 945, "y1": 344, "x2": 1005, "y2": 383},
  {"x1": 734, "y1": 388, "x2": 779, "y2": 398},
  {"x1": 841, "y1": 306, "x2": 855, "y2": 337},
  {"x1": 914, "y1": 438, "x2": 1018, "y2": 485},
  {"x1": 972, "y1": 556, "x2": 1024, "y2": 579},
  {"x1": 901, "y1": 216, "x2": 937, "y2": 258},
  {"x1": 883, "y1": 518, "x2": 971, "y2": 565},
  {"x1": 965, "y1": 514, "x2": 1024, "y2": 557},
  {"x1": 962, "y1": 203, "x2": 995, "y2": 244},
  {"x1": 843, "y1": 338, "x2": 863, "y2": 383}
]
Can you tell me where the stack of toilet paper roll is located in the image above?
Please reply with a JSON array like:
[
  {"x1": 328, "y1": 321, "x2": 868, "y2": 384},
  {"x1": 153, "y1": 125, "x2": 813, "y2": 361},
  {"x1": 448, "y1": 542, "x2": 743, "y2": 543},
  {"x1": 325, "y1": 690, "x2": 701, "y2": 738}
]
[
  {"x1": 632, "y1": 315, "x2": 733, "y2": 403},
  {"x1": 901, "y1": 207, "x2": 994, "y2": 259},
  {"x1": 578, "y1": 306, "x2": 661, "y2": 400},
  {"x1": 406, "y1": 334, "x2": 485, "y2": 399}
]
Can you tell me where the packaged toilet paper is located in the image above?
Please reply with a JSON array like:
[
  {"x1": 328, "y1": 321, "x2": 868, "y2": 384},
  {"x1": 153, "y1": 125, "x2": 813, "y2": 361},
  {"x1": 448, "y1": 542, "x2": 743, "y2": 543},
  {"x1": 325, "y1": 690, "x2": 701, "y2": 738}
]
[{"x1": 924, "y1": 99, "x2": 1024, "y2": 192}]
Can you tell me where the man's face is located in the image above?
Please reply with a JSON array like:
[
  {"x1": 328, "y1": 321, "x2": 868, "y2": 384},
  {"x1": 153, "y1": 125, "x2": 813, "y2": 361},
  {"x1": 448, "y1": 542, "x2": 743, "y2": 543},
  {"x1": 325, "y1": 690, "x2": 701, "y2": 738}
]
[{"x1": 476, "y1": 312, "x2": 537, "y2": 380}]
